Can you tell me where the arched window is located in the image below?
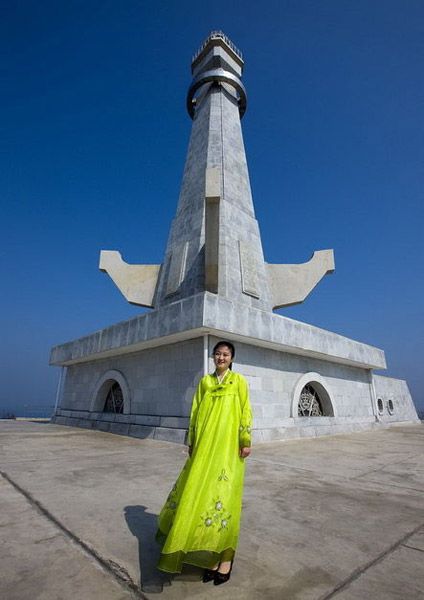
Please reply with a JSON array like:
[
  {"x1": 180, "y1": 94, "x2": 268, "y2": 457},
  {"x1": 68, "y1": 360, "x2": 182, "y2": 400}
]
[
  {"x1": 377, "y1": 398, "x2": 384, "y2": 415},
  {"x1": 387, "y1": 399, "x2": 394, "y2": 415},
  {"x1": 90, "y1": 370, "x2": 130, "y2": 415},
  {"x1": 103, "y1": 382, "x2": 124, "y2": 414},
  {"x1": 292, "y1": 373, "x2": 336, "y2": 418},
  {"x1": 298, "y1": 383, "x2": 324, "y2": 417}
]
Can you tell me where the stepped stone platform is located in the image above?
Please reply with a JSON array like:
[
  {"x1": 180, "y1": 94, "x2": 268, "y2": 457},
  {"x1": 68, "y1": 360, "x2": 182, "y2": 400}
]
[{"x1": 1, "y1": 420, "x2": 423, "y2": 600}]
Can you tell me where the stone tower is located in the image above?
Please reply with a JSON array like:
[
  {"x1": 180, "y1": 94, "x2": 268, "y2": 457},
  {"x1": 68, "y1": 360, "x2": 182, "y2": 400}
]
[{"x1": 50, "y1": 32, "x2": 418, "y2": 441}]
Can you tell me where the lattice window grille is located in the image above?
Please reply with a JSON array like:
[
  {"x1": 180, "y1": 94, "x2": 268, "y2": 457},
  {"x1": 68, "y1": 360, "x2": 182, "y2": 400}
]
[
  {"x1": 103, "y1": 382, "x2": 124, "y2": 414},
  {"x1": 298, "y1": 384, "x2": 324, "y2": 417}
]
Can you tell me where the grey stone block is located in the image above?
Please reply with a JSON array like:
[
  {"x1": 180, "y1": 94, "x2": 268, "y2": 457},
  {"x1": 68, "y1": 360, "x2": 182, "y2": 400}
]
[
  {"x1": 128, "y1": 424, "x2": 155, "y2": 439},
  {"x1": 97, "y1": 421, "x2": 111, "y2": 433},
  {"x1": 109, "y1": 423, "x2": 130, "y2": 436},
  {"x1": 101, "y1": 413, "x2": 115, "y2": 422},
  {"x1": 160, "y1": 416, "x2": 190, "y2": 429},
  {"x1": 134, "y1": 415, "x2": 161, "y2": 426},
  {"x1": 153, "y1": 427, "x2": 187, "y2": 444},
  {"x1": 114, "y1": 414, "x2": 131, "y2": 423},
  {"x1": 75, "y1": 411, "x2": 90, "y2": 419},
  {"x1": 89, "y1": 412, "x2": 103, "y2": 420},
  {"x1": 77, "y1": 419, "x2": 94, "y2": 429}
]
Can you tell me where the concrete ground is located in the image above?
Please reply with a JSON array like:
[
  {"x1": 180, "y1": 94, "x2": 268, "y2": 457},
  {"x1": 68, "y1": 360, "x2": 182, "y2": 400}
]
[{"x1": 1, "y1": 421, "x2": 423, "y2": 600}]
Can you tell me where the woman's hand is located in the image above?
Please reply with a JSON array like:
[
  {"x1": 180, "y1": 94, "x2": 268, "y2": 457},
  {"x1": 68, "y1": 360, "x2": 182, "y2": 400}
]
[{"x1": 240, "y1": 447, "x2": 251, "y2": 459}]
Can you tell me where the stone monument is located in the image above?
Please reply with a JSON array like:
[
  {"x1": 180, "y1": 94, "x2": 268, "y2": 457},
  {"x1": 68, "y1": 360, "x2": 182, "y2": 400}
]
[{"x1": 50, "y1": 32, "x2": 419, "y2": 442}]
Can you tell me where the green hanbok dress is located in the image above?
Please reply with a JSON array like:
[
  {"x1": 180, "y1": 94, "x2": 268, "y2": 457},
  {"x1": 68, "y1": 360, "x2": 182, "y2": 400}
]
[{"x1": 156, "y1": 370, "x2": 252, "y2": 573}]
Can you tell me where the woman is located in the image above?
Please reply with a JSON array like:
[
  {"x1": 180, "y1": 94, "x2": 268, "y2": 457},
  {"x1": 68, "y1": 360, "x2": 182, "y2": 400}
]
[{"x1": 156, "y1": 341, "x2": 252, "y2": 585}]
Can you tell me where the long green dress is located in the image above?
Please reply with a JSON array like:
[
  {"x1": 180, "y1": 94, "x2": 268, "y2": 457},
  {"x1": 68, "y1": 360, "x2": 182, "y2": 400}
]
[{"x1": 156, "y1": 370, "x2": 252, "y2": 573}]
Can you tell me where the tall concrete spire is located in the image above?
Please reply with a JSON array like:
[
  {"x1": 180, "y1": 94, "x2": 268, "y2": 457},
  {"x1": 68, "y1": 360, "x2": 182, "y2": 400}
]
[
  {"x1": 153, "y1": 31, "x2": 273, "y2": 311},
  {"x1": 100, "y1": 31, "x2": 334, "y2": 310}
]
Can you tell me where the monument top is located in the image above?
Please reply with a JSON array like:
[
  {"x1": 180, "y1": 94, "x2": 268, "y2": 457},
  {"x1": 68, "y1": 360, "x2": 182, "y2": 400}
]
[
  {"x1": 99, "y1": 31, "x2": 334, "y2": 312},
  {"x1": 192, "y1": 30, "x2": 244, "y2": 69}
]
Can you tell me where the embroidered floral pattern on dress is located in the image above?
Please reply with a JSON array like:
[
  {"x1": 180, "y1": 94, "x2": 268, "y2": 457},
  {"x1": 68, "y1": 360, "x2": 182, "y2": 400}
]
[
  {"x1": 239, "y1": 420, "x2": 252, "y2": 448},
  {"x1": 212, "y1": 496, "x2": 224, "y2": 511},
  {"x1": 200, "y1": 498, "x2": 232, "y2": 532},
  {"x1": 200, "y1": 510, "x2": 216, "y2": 528},
  {"x1": 218, "y1": 468, "x2": 229, "y2": 482},
  {"x1": 218, "y1": 512, "x2": 232, "y2": 531}
]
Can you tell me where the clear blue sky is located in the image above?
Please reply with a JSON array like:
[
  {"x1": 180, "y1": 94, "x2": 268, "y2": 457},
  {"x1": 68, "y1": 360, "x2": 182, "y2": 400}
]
[{"x1": 2, "y1": 0, "x2": 423, "y2": 415}]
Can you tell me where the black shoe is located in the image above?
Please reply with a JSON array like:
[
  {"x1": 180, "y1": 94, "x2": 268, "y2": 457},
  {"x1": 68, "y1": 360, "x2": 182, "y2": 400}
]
[
  {"x1": 214, "y1": 560, "x2": 233, "y2": 586},
  {"x1": 202, "y1": 567, "x2": 218, "y2": 583}
]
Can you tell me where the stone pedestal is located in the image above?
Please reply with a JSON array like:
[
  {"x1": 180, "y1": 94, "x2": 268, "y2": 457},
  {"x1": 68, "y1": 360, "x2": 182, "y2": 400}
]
[{"x1": 50, "y1": 293, "x2": 419, "y2": 442}]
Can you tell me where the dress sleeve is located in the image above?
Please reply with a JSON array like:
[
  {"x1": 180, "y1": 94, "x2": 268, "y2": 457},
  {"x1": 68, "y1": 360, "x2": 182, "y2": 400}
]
[
  {"x1": 187, "y1": 378, "x2": 203, "y2": 447},
  {"x1": 238, "y1": 375, "x2": 253, "y2": 448}
]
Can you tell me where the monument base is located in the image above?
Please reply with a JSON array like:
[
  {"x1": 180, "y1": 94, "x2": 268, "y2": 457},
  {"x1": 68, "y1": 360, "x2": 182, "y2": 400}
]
[
  {"x1": 50, "y1": 293, "x2": 419, "y2": 442},
  {"x1": 51, "y1": 410, "x2": 419, "y2": 444}
]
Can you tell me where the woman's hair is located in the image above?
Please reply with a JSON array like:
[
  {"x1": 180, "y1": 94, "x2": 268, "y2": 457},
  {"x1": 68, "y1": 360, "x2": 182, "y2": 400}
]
[{"x1": 212, "y1": 340, "x2": 235, "y2": 369}]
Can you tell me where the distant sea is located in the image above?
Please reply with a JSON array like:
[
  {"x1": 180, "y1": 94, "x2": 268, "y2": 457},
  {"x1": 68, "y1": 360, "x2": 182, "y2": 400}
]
[{"x1": 0, "y1": 405, "x2": 55, "y2": 419}]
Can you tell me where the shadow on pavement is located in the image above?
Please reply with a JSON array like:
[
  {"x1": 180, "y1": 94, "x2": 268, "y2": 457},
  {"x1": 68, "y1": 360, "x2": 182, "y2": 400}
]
[
  {"x1": 124, "y1": 505, "x2": 204, "y2": 593},
  {"x1": 124, "y1": 505, "x2": 171, "y2": 593}
]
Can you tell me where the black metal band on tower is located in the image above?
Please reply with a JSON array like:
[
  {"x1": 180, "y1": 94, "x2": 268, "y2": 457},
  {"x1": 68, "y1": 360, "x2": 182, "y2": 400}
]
[{"x1": 186, "y1": 68, "x2": 247, "y2": 119}]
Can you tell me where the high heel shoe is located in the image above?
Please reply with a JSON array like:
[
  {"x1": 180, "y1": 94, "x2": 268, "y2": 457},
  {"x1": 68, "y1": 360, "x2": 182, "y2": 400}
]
[
  {"x1": 202, "y1": 565, "x2": 218, "y2": 583},
  {"x1": 214, "y1": 560, "x2": 234, "y2": 585}
]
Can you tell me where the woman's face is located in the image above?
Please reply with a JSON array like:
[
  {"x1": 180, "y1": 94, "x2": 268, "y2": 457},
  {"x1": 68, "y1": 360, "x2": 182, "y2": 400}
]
[{"x1": 213, "y1": 345, "x2": 233, "y2": 373}]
